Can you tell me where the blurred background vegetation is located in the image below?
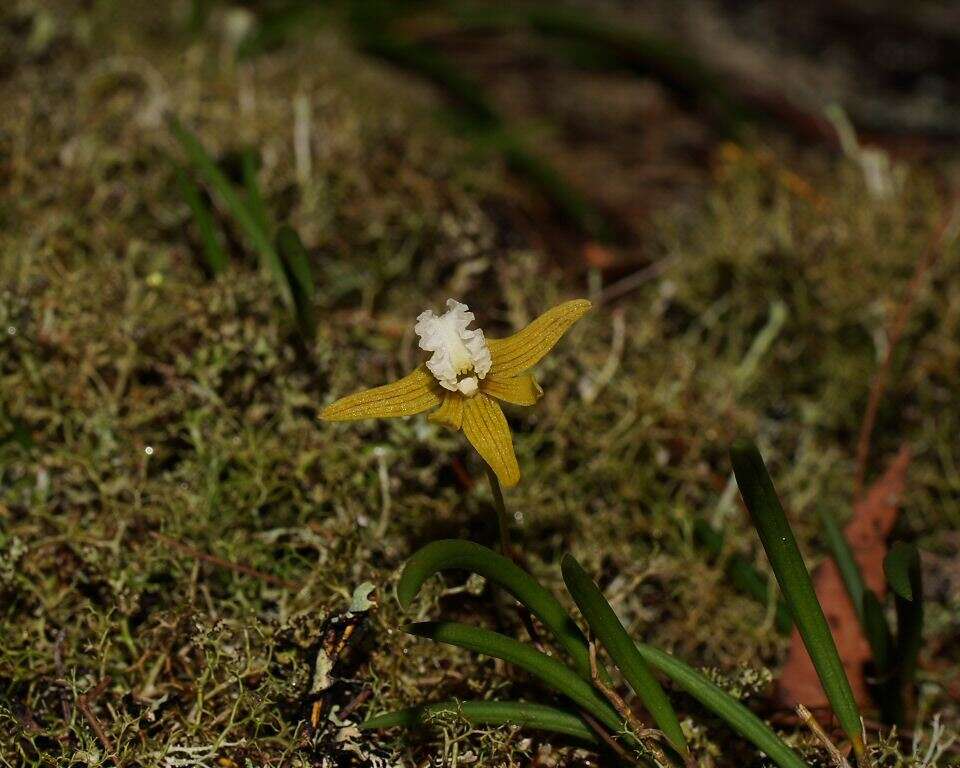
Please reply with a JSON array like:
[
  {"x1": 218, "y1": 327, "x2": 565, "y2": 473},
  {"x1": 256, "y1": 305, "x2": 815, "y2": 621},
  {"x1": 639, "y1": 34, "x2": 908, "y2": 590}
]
[{"x1": 1, "y1": 1, "x2": 958, "y2": 765}]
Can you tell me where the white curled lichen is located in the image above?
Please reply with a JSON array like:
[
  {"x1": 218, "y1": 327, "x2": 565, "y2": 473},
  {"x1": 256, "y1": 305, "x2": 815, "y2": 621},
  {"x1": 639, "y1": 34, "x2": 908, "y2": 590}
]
[{"x1": 414, "y1": 299, "x2": 491, "y2": 395}]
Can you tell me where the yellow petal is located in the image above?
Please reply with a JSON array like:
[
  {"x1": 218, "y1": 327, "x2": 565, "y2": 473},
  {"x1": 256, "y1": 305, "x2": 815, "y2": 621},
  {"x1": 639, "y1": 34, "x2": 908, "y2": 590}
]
[
  {"x1": 320, "y1": 365, "x2": 441, "y2": 421},
  {"x1": 428, "y1": 393, "x2": 465, "y2": 430},
  {"x1": 462, "y1": 393, "x2": 520, "y2": 487},
  {"x1": 481, "y1": 374, "x2": 543, "y2": 406},
  {"x1": 487, "y1": 299, "x2": 591, "y2": 378}
]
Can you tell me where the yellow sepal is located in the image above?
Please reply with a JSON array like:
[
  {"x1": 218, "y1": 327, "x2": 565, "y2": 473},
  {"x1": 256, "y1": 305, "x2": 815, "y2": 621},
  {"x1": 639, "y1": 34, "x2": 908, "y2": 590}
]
[
  {"x1": 481, "y1": 374, "x2": 542, "y2": 406},
  {"x1": 428, "y1": 393, "x2": 465, "y2": 430},
  {"x1": 487, "y1": 299, "x2": 591, "y2": 378},
  {"x1": 320, "y1": 365, "x2": 441, "y2": 422},
  {"x1": 462, "y1": 393, "x2": 520, "y2": 487}
]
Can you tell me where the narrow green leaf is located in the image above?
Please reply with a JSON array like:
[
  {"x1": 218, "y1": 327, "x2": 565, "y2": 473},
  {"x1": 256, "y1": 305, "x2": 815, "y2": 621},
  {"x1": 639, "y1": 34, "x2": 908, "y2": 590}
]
[
  {"x1": 275, "y1": 225, "x2": 316, "y2": 339},
  {"x1": 862, "y1": 588, "x2": 901, "y2": 725},
  {"x1": 169, "y1": 117, "x2": 292, "y2": 308},
  {"x1": 174, "y1": 163, "x2": 228, "y2": 276},
  {"x1": 561, "y1": 554, "x2": 689, "y2": 759},
  {"x1": 397, "y1": 539, "x2": 597, "y2": 681},
  {"x1": 356, "y1": 35, "x2": 612, "y2": 242},
  {"x1": 884, "y1": 542, "x2": 918, "y2": 601},
  {"x1": 819, "y1": 506, "x2": 867, "y2": 620},
  {"x1": 861, "y1": 590, "x2": 892, "y2": 674},
  {"x1": 407, "y1": 621, "x2": 624, "y2": 737},
  {"x1": 890, "y1": 543, "x2": 923, "y2": 700},
  {"x1": 730, "y1": 439, "x2": 865, "y2": 759},
  {"x1": 633, "y1": 642, "x2": 808, "y2": 768},
  {"x1": 694, "y1": 518, "x2": 792, "y2": 634},
  {"x1": 360, "y1": 700, "x2": 596, "y2": 742},
  {"x1": 241, "y1": 149, "x2": 272, "y2": 237}
]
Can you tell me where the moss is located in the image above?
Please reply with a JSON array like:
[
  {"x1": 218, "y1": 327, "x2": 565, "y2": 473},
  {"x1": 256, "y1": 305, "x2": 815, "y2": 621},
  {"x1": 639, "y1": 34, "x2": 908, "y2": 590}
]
[{"x1": 0, "y1": 2, "x2": 957, "y2": 766}]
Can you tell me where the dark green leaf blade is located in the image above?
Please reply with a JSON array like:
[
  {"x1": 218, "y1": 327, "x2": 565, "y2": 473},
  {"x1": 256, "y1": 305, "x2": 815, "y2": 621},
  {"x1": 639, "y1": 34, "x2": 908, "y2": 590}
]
[
  {"x1": 561, "y1": 553, "x2": 689, "y2": 759},
  {"x1": 818, "y1": 506, "x2": 867, "y2": 619},
  {"x1": 406, "y1": 621, "x2": 624, "y2": 736},
  {"x1": 890, "y1": 543, "x2": 923, "y2": 712},
  {"x1": 694, "y1": 518, "x2": 792, "y2": 634},
  {"x1": 361, "y1": 700, "x2": 596, "y2": 742},
  {"x1": 169, "y1": 117, "x2": 292, "y2": 308},
  {"x1": 730, "y1": 439, "x2": 865, "y2": 759},
  {"x1": 397, "y1": 539, "x2": 596, "y2": 681},
  {"x1": 884, "y1": 542, "x2": 918, "y2": 601},
  {"x1": 275, "y1": 225, "x2": 316, "y2": 338},
  {"x1": 174, "y1": 163, "x2": 228, "y2": 276},
  {"x1": 633, "y1": 642, "x2": 808, "y2": 768}
]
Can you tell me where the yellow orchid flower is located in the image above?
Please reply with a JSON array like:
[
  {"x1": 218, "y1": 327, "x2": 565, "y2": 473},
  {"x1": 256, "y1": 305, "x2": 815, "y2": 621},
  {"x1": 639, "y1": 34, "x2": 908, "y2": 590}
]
[{"x1": 320, "y1": 298, "x2": 591, "y2": 487}]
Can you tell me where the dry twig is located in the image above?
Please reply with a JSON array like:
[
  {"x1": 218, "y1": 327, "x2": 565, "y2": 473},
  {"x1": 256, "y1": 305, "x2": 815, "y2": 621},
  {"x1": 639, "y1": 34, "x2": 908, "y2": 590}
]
[
  {"x1": 76, "y1": 676, "x2": 113, "y2": 755},
  {"x1": 150, "y1": 532, "x2": 301, "y2": 591},
  {"x1": 853, "y1": 191, "x2": 960, "y2": 497}
]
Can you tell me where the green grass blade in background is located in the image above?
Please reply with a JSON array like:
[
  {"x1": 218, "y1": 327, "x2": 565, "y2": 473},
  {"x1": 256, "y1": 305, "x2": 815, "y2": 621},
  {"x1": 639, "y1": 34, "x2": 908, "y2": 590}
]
[
  {"x1": 561, "y1": 553, "x2": 689, "y2": 759},
  {"x1": 694, "y1": 518, "x2": 793, "y2": 634},
  {"x1": 861, "y1": 589, "x2": 892, "y2": 674},
  {"x1": 730, "y1": 439, "x2": 866, "y2": 760},
  {"x1": 355, "y1": 34, "x2": 613, "y2": 242},
  {"x1": 884, "y1": 542, "x2": 919, "y2": 601},
  {"x1": 174, "y1": 163, "x2": 228, "y2": 276},
  {"x1": 275, "y1": 225, "x2": 316, "y2": 339},
  {"x1": 397, "y1": 539, "x2": 597, "y2": 681},
  {"x1": 886, "y1": 543, "x2": 923, "y2": 717},
  {"x1": 861, "y1": 588, "x2": 900, "y2": 724},
  {"x1": 818, "y1": 506, "x2": 868, "y2": 621},
  {"x1": 169, "y1": 117, "x2": 293, "y2": 308},
  {"x1": 360, "y1": 700, "x2": 597, "y2": 742},
  {"x1": 406, "y1": 621, "x2": 625, "y2": 737},
  {"x1": 241, "y1": 148, "x2": 272, "y2": 237},
  {"x1": 633, "y1": 642, "x2": 808, "y2": 768}
]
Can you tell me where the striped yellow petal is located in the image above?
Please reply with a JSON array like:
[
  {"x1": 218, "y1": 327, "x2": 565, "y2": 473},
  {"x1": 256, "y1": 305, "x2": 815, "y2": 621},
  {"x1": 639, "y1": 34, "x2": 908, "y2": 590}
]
[
  {"x1": 462, "y1": 393, "x2": 520, "y2": 487},
  {"x1": 428, "y1": 392, "x2": 465, "y2": 430},
  {"x1": 320, "y1": 365, "x2": 441, "y2": 422},
  {"x1": 481, "y1": 374, "x2": 543, "y2": 406},
  {"x1": 486, "y1": 299, "x2": 591, "y2": 379}
]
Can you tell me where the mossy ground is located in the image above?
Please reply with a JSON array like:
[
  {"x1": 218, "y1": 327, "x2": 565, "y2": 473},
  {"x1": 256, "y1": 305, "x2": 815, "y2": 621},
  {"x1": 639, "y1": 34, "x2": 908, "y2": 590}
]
[{"x1": 1, "y1": 3, "x2": 958, "y2": 767}]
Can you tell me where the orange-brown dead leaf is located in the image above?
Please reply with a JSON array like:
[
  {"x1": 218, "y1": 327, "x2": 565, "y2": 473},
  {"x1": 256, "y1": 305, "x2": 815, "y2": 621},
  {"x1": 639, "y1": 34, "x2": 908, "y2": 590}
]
[{"x1": 777, "y1": 446, "x2": 911, "y2": 710}]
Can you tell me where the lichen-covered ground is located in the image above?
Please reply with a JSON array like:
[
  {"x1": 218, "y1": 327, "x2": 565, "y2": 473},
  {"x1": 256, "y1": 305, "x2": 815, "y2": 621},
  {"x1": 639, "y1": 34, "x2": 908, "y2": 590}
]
[{"x1": 1, "y1": 3, "x2": 958, "y2": 767}]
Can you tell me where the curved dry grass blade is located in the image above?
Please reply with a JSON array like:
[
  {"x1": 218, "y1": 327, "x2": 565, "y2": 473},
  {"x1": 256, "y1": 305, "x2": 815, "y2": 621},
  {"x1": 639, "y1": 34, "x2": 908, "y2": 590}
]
[{"x1": 731, "y1": 439, "x2": 866, "y2": 761}]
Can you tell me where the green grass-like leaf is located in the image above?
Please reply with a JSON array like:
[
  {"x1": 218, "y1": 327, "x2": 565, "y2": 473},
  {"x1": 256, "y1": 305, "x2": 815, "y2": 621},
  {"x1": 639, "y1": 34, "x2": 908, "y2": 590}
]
[
  {"x1": 632, "y1": 642, "x2": 808, "y2": 768},
  {"x1": 169, "y1": 117, "x2": 293, "y2": 309},
  {"x1": 174, "y1": 163, "x2": 228, "y2": 276},
  {"x1": 818, "y1": 506, "x2": 867, "y2": 620},
  {"x1": 561, "y1": 553, "x2": 689, "y2": 759},
  {"x1": 884, "y1": 542, "x2": 919, "y2": 601},
  {"x1": 694, "y1": 518, "x2": 792, "y2": 634},
  {"x1": 360, "y1": 700, "x2": 596, "y2": 742},
  {"x1": 397, "y1": 539, "x2": 597, "y2": 681},
  {"x1": 275, "y1": 225, "x2": 316, "y2": 339},
  {"x1": 406, "y1": 621, "x2": 624, "y2": 737},
  {"x1": 730, "y1": 438, "x2": 865, "y2": 759},
  {"x1": 888, "y1": 543, "x2": 923, "y2": 707},
  {"x1": 861, "y1": 589, "x2": 892, "y2": 674}
]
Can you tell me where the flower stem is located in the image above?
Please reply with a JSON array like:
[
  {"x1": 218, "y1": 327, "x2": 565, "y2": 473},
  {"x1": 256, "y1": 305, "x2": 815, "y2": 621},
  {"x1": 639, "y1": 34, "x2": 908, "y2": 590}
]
[{"x1": 485, "y1": 464, "x2": 513, "y2": 559}]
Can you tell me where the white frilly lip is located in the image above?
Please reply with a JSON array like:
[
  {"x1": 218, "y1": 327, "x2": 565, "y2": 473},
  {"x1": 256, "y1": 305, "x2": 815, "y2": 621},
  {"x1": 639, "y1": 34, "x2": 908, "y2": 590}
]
[{"x1": 414, "y1": 299, "x2": 492, "y2": 393}]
